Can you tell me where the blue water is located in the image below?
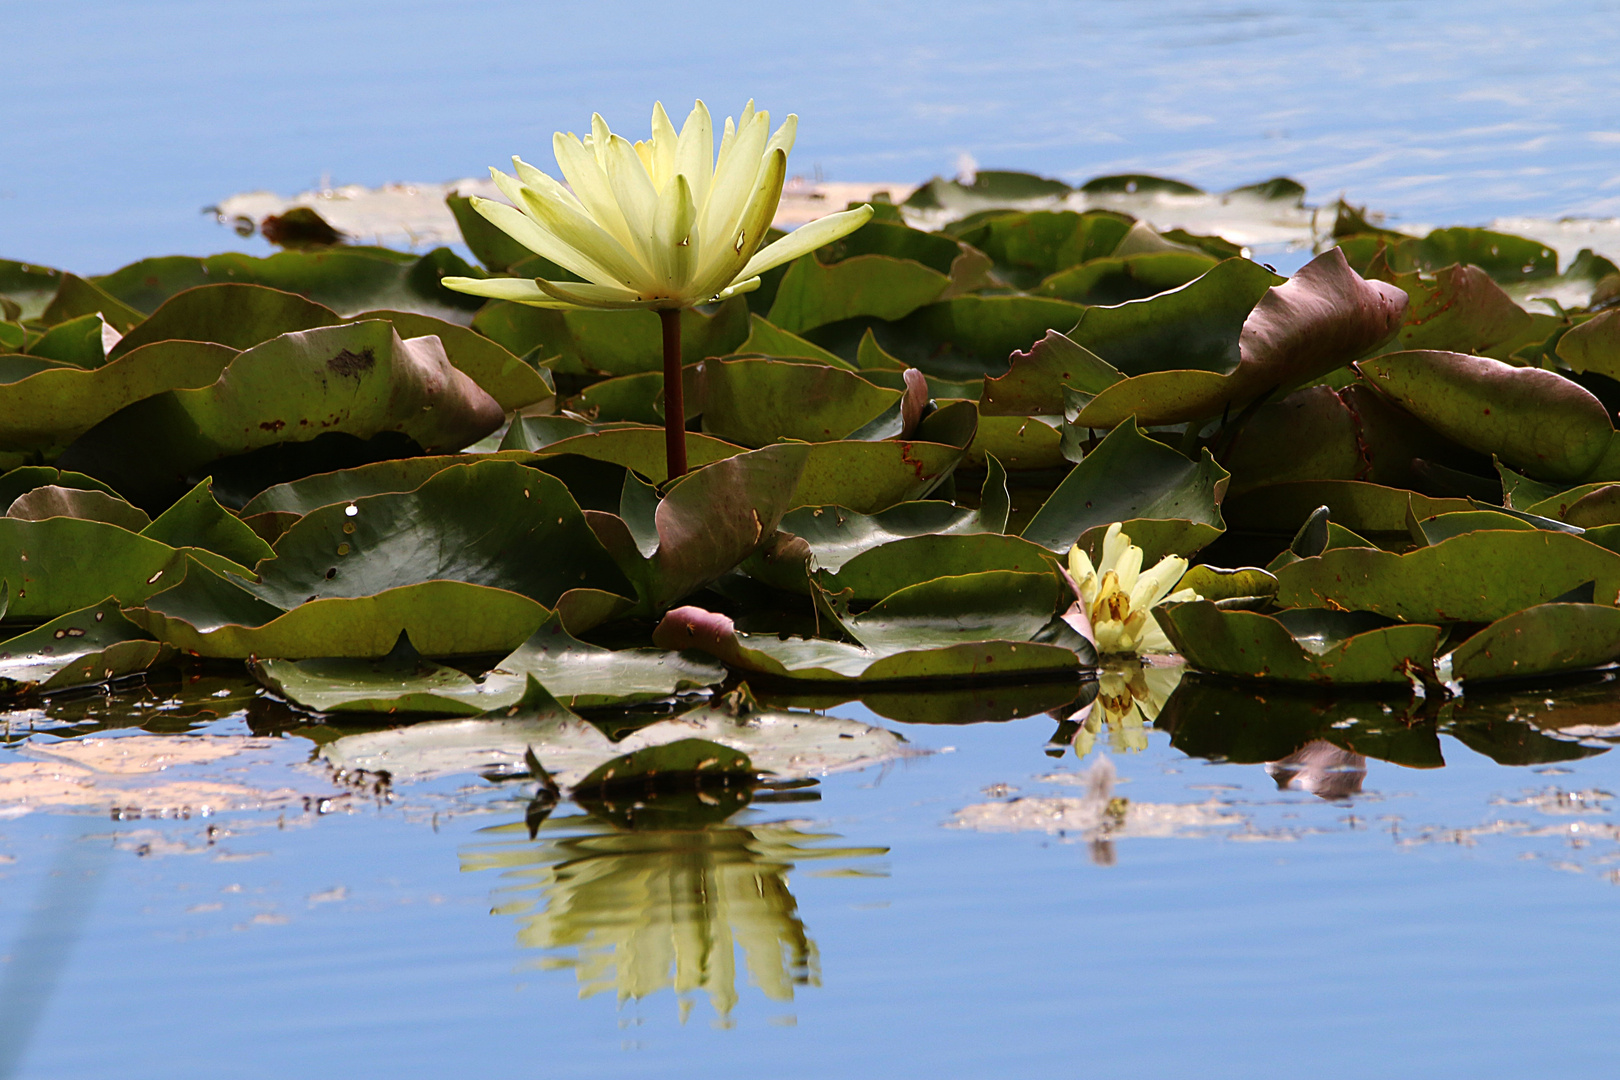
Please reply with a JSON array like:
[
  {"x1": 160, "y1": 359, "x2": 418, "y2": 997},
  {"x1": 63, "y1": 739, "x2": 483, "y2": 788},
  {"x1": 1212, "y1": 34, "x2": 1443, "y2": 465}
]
[
  {"x1": 5, "y1": 0, "x2": 1620, "y2": 271},
  {"x1": 3, "y1": 689, "x2": 1620, "y2": 1078}
]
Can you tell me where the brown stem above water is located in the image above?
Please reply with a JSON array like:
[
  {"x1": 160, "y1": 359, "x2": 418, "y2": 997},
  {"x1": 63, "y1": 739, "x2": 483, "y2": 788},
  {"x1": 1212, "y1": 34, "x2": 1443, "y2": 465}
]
[{"x1": 659, "y1": 307, "x2": 687, "y2": 479}]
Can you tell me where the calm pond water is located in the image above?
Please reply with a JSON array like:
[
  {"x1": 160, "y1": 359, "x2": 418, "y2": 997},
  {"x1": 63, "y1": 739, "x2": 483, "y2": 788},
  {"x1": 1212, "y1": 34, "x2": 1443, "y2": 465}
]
[
  {"x1": 6, "y1": 2, "x2": 1620, "y2": 1077},
  {"x1": 3, "y1": 669, "x2": 1620, "y2": 1078}
]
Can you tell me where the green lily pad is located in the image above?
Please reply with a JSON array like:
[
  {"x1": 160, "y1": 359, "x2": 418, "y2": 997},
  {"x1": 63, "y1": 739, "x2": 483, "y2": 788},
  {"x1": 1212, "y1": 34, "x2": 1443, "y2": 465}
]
[
  {"x1": 850, "y1": 295, "x2": 1088, "y2": 384},
  {"x1": 1157, "y1": 601, "x2": 1440, "y2": 685},
  {"x1": 0, "y1": 259, "x2": 65, "y2": 322},
  {"x1": 967, "y1": 413, "x2": 1067, "y2": 470},
  {"x1": 702, "y1": 358, "x2": 897, "y2": 446},
  {"x1": 0, "y1": 598, "x2": 171, "y2": 697},
  {"x1": 253, "y1": 614, "x2": 725, "y2": 715},
  {"x1": 1408, "y1": 508, "x2": 1536, "y2": 546},
  {"x1": 1383, "y1": 264, "x2": 1531, "y2": 354},
  {"x1": 1021, "y1": 419, "x2": 1228, "y2": 558},
  {"x1": 5, "y1": 485, "x2": 150, "y2": 531},
  {"x1": 132, "y1": 563, "x2": 556, "y2": 659},
  {"x1": 950, "y1": 210, "x2": 1134, "y2": 289},
  {"x1": 730, "y1": 313, "x2": 853, "y2": 367},
  {"x1": 38, "y1": 274, "x2": 145, "y2": 333},
  {"x1": 1400, "y1": 227, "x2": 1557, "y2": 284},
  {"x1": 653, "y1": 584, "x2": 1085, "y2": 685},
  {"x1": 1443, "y1": 602, "x2": 1620, "y2": 684},
  {"x1": 58, "y1": 321, "x2": 505, "y2": 509},
  {"x1": 766, "y1": 253, "x2": 949, "y2": 334},
  {"x1": 1035, "y1": 251, "x2": 1218, "y2": 306},
  {"x1": 471, "y1": 296, "x2": 750, "y2": 377},
  {"x1": 0, "y1": 515, "x2": 252, "y2": 622},
  {"x1": 789, "y1": 437, "x2": 968, "y2": 513},
  {"x1": 1225, "y1": 480, "x2": 1472, "y2": 537},
  {"x1": 1274, "y1": 529, "x2": 1620, "y2": 622},
  {"x1": 587, "y1": 445, "x2": 810, "y2": 612},
  {"x1": 26, "y1": 313, "x2": 112, "y2": 369},
  {"x1": 0, "y1": 468, "x2": 119, "y2": 511},
  {"x1": 814, "y1": 532, "x2": 1059, "y2": 603},
  {"x1": 979, "y1": 329, "x2": 1123, "y2": 417},
  {"x1": 139, "y1": 478, "x2": 275, "y2": 567},
  {"x1": 239, "y1": 453, "x2": 505, "y2": 517},
  {"x1": 0, "y1": 339, "x2": 235, "y2": 456},
  {"x1": 1356, "y1": 350, "x2": 1612, "y2": 482},
  {"x1": 1222, "y1": 385, "x2": 1363, "y2": 493},
  {"x1": 1556, "y1": 308, "x2": 1620, "y2": 380},
  {"x1": 91, "y1": 247, "x2": 483, "y2": 321},
  {"x1": 534, "y1": 427, "x2": 746, "y2": 485},
  {"x1": 1071, "y1": 249, "x2": 1407, "y2": 427},
  {"x1": 1175, "y1": 565, "x2": 1278, "y2": 601},
  {"x1": 245, "y1": 458, "x2": 632, "y2": 611}
]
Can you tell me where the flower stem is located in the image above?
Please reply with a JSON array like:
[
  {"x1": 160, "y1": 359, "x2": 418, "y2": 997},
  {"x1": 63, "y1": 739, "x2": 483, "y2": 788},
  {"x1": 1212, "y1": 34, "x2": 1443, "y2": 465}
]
[{"x1": 660, "y1": 307, "x2": 687, "y2": 479}]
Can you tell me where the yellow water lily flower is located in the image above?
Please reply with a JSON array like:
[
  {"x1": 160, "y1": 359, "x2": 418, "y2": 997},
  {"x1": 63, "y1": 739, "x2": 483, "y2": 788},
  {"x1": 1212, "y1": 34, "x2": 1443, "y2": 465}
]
[
  {"x1": 1067, "y1": 522, "x2": 1201, "y2": 655},
  {"x1": 441, "y1": 100, "x2": 874, "y2": 311},
  {"x1": 1071, "y1": 659, "x2": 1185, "y2": 759}
]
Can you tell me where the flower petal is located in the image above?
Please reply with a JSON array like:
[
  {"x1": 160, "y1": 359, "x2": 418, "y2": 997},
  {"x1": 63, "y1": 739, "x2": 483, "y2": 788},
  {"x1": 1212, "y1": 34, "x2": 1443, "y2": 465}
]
[
  {"x1": 711, "y1": 275, "x2": 761, "y2": 302},
  {"x1": 440, "y1": 276, "x2": 557, "y2": 303},
  {"x1": 533, "y1": 278, "x2": 665, "y2": 310},
  {"x1": 1128, "y1": 555, "x2": 1189, "y2": 613},
  {"x1": 468, "y1": 197, "x2": 618, "y2": 286},
  {"x1": 1100, "y1": 523, "x2": 1129, "y2": 574},
  {"x1": 518, "y1": 185, "x2": 651, "y2": 294},
  {"x1": 553, "y1": 130, "x2": 644, "y2": 268},
  {"x1": 652, "y1": 172, "x2": 698, "y2": 295},
  {"x1": 691, "y1": 146, "x2": 785, "y2": 299},
  {"x1": 510, "y1": 158, "x2": 587, "y2": 217},
  {"x1": 675, "y1": 100, "x2": 714, "y2": 212},
  {"x1": 604, "y1": 132, "x2": 661, "y2": 267},
  {"x1": 766, "y1": 112, "x2": 798, "y2": 158},
  {"x1": 699, "y1": 105, "x2": 770, "y2": 251},
  {"x1": 735, "y1": 204, "x2": 874, "y2": 281},
  {"x1": 647, "y1": 102, "x2": 678, "y2": 190}
]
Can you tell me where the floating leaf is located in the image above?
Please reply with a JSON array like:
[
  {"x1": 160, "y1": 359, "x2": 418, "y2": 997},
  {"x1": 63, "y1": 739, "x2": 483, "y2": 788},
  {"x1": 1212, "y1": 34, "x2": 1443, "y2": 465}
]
[
  {"x1": 132, "y1": 564, "x2": 556, "y2": 659},
  {"x1": 1557, "y1": 309, "x2": 1620, "y2": 380},
  {"x1": 1158, "y1": 601, "x2": 1439, "y2": 685},
  {"x1": 1356, "y1": 350, "x2": 1612, "y2": 482},
  {"x1": 1021, "y1": 419, "x2": 1227, "y2": 559},
  {"x1": 1222, "y1": 385, "x2": 1363, "y2": 493},
  {"x1": 5, "y1": 485, "x2": 150, "y2": 531},
  {"x1": 1035, "y1": 251, "x2": 1218, "y2": 306},
  {"x1": 58, "y1": 321, "x2": 505, "y2": 510},
  {"x1": 1274, "y1": 529, "x2": 1620, "y2": 622},
  {"x1": 1225, "y1": 480, "x2": 1472, "y2": 537},
  {"x1": 472, "y1": 296, "x2": 750, "y2": 377},
  {"x1": 0, "y1": 598, "x2": 171, "y2": 697},
  {"x1": 1072, "y1": 249, "x2": 1407, "y2": 427},
  {"x1": 766, "y1": 254, "x2": 948, "y2": 334},
  {"x1": 139, "y1": 478, "x2": 275, "y2": 567},
  {"x1": 950, "y1": 210, "x2": 1134, "y2": 289},
  {"x1": 702, "y1": 359, "x2": 897, "y2": 446},
  {"x1": 1443, "y1": 602, "x2": 1620, "y2": 683},
  {"x1": 254, "y1": 614, "x2": 725, "y2": 714},
  {"x1": 0, "y1": 339, "x2": 235, "y2": 457},
  {"x1": 1384, "y1": 264, "x2": 1531, "y2": 354}
]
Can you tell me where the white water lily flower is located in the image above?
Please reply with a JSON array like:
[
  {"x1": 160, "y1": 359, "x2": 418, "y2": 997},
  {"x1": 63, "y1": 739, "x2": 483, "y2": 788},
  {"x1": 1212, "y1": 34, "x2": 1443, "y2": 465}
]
[
  {"x1": 441, "y1": 100, "x2": 874, "y2": 311},
  {"x1": 1067, "y1": 522, "x2": 1201, "y2": 655}
]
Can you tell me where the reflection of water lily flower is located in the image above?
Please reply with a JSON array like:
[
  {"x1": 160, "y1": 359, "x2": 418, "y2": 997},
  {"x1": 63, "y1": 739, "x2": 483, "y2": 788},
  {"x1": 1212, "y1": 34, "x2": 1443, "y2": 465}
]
[
  {"x1": 1067, "y1": 523, "x2": 1200, "y2": 655},
  {"x1": 461, "y1": 814, "x2": 885, "y2": 1022},
  {"x1": 441, "y1": 101, "x2": 873, "y2": 311},
  {"x1": 1072, "y1": 660, "x2": 1184, "y2": 759}
]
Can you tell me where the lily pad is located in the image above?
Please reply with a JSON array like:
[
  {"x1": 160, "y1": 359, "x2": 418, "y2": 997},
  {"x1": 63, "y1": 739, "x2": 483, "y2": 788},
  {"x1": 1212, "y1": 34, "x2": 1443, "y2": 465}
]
[
  {"x1": 1225, "y1": 480, "x2": 1472, "y2": 537},
  {"x1": 1356, "y1": 350, "x2": 1612, "y2": 482},
  {"x1": 1035, "y1": 251, "x2": 1218, "y2": 306},
  {"x1": 132, "y1": 563, "x2": 557, "y2": 659},
  {"x1": 1556, "y1": 309, "x2": 1620, "y2": 380},
  {"x1": 950, "y1": 210, "x2": 1134, "y2": 289},
  {"x1": 1071, "y1": 249, "x2": 1407, "y2": 427},
  {"x1": 1021, "y1": 419, "x2": 1228, "y2": 559},
  {"x1": 58, "y1": 321, "x2": 506, "y2": 510},
  {"x1": 1274, "y1": 529, "x2": 1620, "y2": 622},
  {"x1": 587, "y1": 445, "x2": 810, "y2": 612},
  {"x1": 702, "y1": 358, "x2": 898, "y2": 446},
  {"x1": 254, "y1": 614, "x2": 725, "y2": 715},
  {"x1": 0, "y1": 339, "x2": 236, "y2": 457},
  {"x1": 6, "y1": 485, "x2": 150, "y2": 531},
  {"x1": 471, "y1": 296, "x2": 750, "y2": 377},
  {"x1": 766, "y1": 253, "x2": 949, "y2": 334},
  {"x1": 1157, "y1": 601, "x2": 1440, "y2": 685},
  {"x1": 0, "y1": 598, "x2": 171, "y2": 697},
  {"x1": 1442, "y1": 602, "x2": 1620, "y2": 684}
]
